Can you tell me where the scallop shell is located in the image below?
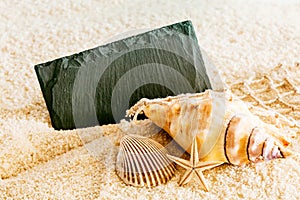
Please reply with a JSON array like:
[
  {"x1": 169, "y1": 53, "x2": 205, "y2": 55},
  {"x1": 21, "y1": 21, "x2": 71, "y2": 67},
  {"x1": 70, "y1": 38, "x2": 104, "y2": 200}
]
[{"x1": 116, "y1": 134, "x2": 176, "y2": 187}]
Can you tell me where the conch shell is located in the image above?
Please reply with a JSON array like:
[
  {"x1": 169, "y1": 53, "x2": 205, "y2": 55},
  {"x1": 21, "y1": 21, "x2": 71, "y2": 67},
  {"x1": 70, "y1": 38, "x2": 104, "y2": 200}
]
[{"x1": 127, "y1": 90, "x2": 292, "y2": 166}]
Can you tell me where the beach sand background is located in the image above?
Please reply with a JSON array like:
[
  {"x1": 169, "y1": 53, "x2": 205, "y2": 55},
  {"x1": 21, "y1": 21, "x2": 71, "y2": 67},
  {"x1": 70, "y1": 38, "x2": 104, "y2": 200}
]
[{"x1": 1, "y1": 0, "x2": 300, "y2": 199}]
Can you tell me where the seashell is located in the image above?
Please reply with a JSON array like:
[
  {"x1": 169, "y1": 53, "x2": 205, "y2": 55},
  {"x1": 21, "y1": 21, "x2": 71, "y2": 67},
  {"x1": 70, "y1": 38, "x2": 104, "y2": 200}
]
[
  {"x1": 116, "y1": 134, "x2": 176, "y2": 187},
  {"x1": 127, "y1": 90, "x2": 292, "y2": 166}
]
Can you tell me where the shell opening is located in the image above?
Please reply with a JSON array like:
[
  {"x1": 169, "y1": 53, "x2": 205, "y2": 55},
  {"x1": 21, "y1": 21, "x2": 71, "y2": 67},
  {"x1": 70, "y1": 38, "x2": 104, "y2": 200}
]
[{"x1": 133, "y1": 106, "x2": 145, "y2": 121}]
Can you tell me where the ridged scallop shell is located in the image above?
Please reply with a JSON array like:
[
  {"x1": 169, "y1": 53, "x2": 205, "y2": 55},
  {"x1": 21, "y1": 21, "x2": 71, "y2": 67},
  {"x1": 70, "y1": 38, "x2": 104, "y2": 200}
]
[{"x1": 116, "y1": 134, "x2": 176, "y2": 187}]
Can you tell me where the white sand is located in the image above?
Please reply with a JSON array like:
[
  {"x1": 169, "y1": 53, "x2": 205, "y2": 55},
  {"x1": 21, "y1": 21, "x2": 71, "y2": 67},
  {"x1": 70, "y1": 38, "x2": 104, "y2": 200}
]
[{"x1": 1, "y1": 0, "x2": 300, "y2": 199}]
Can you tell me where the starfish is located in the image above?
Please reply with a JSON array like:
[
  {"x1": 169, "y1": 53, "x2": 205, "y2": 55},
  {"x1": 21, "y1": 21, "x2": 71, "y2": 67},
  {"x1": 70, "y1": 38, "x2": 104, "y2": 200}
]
[{"x1": 167, "y1": 137, "x2": 223, "y2": 191}]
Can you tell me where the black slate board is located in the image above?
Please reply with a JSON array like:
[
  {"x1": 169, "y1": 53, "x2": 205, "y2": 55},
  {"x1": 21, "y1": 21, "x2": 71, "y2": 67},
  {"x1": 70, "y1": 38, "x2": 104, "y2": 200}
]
[{"x1": 35, "y1": 20, "x2": 211, "y2": 130}]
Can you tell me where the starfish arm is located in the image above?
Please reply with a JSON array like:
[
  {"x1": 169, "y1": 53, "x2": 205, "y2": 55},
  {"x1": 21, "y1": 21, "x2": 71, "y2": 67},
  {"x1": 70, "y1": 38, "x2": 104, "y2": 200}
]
[
  {"x1": 178, "y1": 168, "x2": 193, "y2": 186},
  {"x1": 167, "y1": 137, "x2": 222, "y2": 191},
  {"x1": 194, "y1": 170, "x2": 209, "y2": 192},
  {"x1": 190, "y1": 136, "x2": 199, "y2": 166},
  {"x1": 195, "y1": 161, "x2": 224, "y2": 171},
  {"x1": 166, "y1": 154, "x2": 191, "y2": 169}
]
